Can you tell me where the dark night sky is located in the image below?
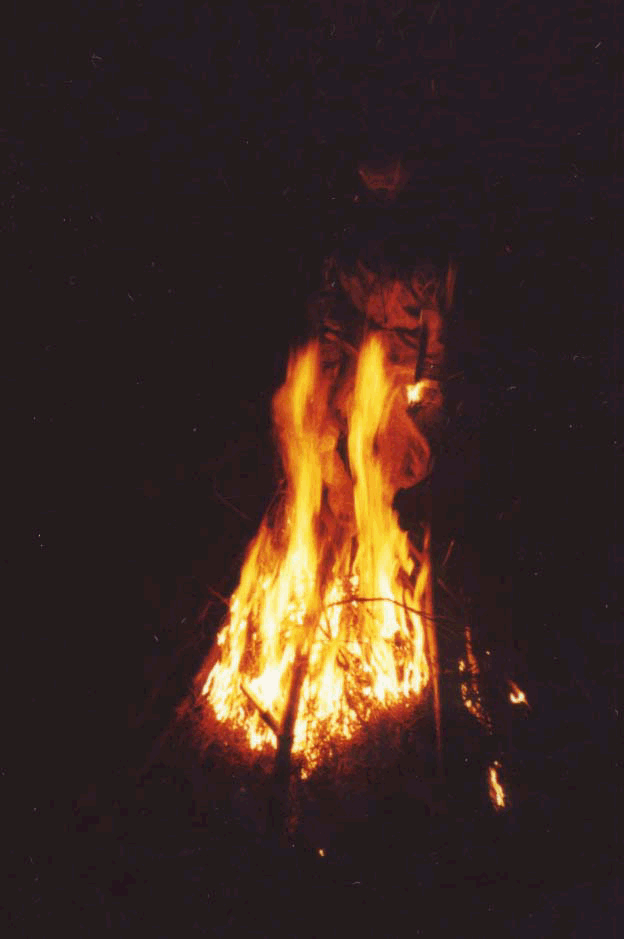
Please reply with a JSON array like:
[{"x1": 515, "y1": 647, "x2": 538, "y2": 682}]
[{"x1": 5, "y1": 1, "x2": 622, "y2": 932}]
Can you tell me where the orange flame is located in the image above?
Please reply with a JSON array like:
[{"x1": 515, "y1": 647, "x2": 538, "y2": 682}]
[{"x1": 201, "y1": 333, "x2": 435, "y2": 772}]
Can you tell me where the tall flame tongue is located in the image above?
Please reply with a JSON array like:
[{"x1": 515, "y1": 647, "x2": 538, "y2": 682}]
[{"x1": 203, "y1": 333, "x2": 432, "y2": 773}]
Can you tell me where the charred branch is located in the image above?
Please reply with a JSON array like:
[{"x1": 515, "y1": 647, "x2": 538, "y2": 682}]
[{"x1": 240, "y1": 681, "x2": 280, "y2": 737}]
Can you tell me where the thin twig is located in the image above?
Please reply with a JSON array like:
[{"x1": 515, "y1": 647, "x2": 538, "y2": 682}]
[
  {"x1": 212, "y1": 476, "x2": 252, "y2": 521},
  {"x1": 436, "y1": 576, "x2": 466, "y2": 611},
  {"x1": 428, "y1": 2, "x2": 441, "y2": 26},
  {"x1": 206, "y1": 585, "x2": 230, "y2": 607},
  {"x1": 442, "y1": 537, "x2": 455, "y2": 569},
  {"x1": 324, "y1": 595, "x2": 455, "y2": 623}
]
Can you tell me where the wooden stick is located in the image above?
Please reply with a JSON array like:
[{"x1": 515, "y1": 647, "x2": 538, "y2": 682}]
[
  {"x1": 268, "y1": 646, "x2": 309, "y2": 844},
  {"x1": 240, "y1": 680, "x2": 280, "y2": 737},
  {"x1": 268, "y1": 609, "x2": 317, "y2": 844},
  {"x1": 442, "y1": 537, "x2": 455, "y2": 569}
]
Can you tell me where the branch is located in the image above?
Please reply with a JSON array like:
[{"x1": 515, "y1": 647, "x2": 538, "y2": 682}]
[
  {"x1": 240, "y1": 680, "x2": 280, "y2": 737},
  {"x1": 206, "y1": 585, "x2": 230, "y2": 607},
  {"x1": 323, "y1": 595, "x2": 455, "y2": 624}
]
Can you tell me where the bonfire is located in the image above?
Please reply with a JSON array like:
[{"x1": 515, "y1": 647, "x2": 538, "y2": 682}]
[
  {"x1": 186, "y1": 158, "x2": 528, "y2": 827},
  {"x1": 196, "y1": 250, "x2": 449, "y2": 768}
]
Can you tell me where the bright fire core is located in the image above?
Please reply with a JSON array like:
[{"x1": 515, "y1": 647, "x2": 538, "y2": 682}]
[{"x1": 202, "y1": 334, "x2": 435, "y2": 772}]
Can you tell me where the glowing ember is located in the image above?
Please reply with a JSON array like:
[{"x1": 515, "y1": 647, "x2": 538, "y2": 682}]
[
  {"x1": 509, "y1": 680, "x2": 528, "y2": 706},
  {"x1": 201, "y1": 333, "x2": 435, "y2": 773},
  {"x1": 459, "y1": 625, "x2": 492, "y2": 732},
  {"x1": 488, "y1": 762, "x2": 506, "y2": 810}
]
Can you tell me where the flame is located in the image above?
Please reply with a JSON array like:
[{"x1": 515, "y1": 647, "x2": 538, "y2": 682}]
[
  {"x1": 509, "y1": 680, "x2": 528, "y2": 707},
  {"x1": 488, "y1": 762, "x2": 506, "y2": 810},
  {"x1": 406, "y1": 379, "x2": 440, "y2": 406},
  {"x1": 201, "y1": 333, "x2": 434, "y2": 772}
]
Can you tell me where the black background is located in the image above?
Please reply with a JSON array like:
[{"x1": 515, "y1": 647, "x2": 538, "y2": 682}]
[{"x1": 6, "y1": 2, "x2": 621, "y2": 933}]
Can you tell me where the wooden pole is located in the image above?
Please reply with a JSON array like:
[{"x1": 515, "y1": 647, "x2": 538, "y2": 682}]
[{"x1": 423, "y1": 485, "x2": 443, "y2": 783}]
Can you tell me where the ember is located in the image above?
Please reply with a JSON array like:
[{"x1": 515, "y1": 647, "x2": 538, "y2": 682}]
[
  {"x1": 509, "y1": 680, "x2": 528, "y2": 707},
  {"x1": 459, "y1": 624, "x2": 492, "y2": 732},
  {"x1": 488, "y1": 762, "x2": 506, "y2": 810}
]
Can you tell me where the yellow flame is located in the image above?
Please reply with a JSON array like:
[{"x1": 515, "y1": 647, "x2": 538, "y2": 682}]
[
  {"x1": 406, "y1": 379, "x2": 439, "y2": 405},
  {"x1": 202, "y1": 334, "x2": 434, "y2": 772}
]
